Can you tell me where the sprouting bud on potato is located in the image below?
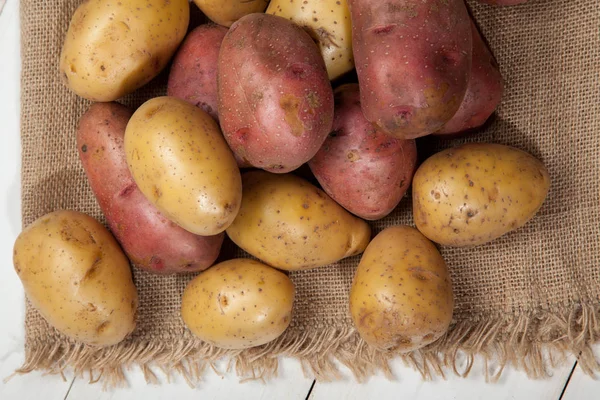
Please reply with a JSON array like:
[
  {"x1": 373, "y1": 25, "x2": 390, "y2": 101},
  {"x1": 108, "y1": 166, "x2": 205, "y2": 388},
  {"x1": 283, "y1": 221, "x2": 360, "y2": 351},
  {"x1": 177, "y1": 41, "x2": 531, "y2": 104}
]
[
  {"x1": 13, "y1": 211, "x2": 139, "y2": 347},
  {"x1": 413, "y1": 143, "x2": 550, "y2": 246},
  {"x1": 124, "y1": 97, "x2": 242, "y2": 236},
  {"x1": 350, "y1": 226, "x2": 454, "y2": 352},
  {"x1": 181, "y1": 259, "x2": 295, "y2": 350},
  {"x1": 267, "y1": 0, "x2": 354, "y2": 80},
  {"x1": 59, "y1": 0, "x2": 189, "y2": 101},
  {"x1": 226, "y1": 171, "x2": 371, "y2": 271}
]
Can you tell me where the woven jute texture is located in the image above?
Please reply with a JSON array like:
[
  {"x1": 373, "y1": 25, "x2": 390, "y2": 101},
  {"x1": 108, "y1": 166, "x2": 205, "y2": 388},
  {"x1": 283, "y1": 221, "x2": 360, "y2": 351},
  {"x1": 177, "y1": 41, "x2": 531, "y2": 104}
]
[{"x1": 18, "y1": 0, "x2": 600, "y2": 385}]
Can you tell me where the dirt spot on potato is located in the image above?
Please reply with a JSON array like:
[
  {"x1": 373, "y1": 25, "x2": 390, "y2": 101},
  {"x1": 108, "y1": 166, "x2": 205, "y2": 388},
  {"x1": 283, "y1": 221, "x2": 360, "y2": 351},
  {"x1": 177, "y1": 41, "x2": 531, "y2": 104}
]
[
  {"x1": 279, "y1": 94, "x2": 304, "y2": 137},
  {"x1": 96, "y1": 321, "x2": 110, "y2": 334},
  {"x1": 218, "y1": 293, "x2": 229, "y2": 315},
  {"x1": 152, "y1": 185, "x2": 162, "y2": 200},
  {"x1": 81, "y1": 144, "x2": 87, "y2": 153},
  {"x1": 346, "y1": 150, "x2": 361, "y2": 162},
  {"x1": 81, "y1": 255, "x2": 103, "y2": 283}
]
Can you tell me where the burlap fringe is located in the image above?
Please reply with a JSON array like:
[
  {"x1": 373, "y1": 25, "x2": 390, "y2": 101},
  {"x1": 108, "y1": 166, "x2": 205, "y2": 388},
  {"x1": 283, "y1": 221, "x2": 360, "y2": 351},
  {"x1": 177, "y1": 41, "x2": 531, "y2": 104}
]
[{"x1": 13, "y1": 303, "x2": 600, "y2": 387}]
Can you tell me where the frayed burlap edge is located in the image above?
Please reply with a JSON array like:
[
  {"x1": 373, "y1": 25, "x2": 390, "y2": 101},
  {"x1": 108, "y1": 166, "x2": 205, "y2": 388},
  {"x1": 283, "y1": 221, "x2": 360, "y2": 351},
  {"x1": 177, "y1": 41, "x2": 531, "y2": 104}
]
[{"x1": 12, "y1": 302, "x2": 600, "y2": 387}]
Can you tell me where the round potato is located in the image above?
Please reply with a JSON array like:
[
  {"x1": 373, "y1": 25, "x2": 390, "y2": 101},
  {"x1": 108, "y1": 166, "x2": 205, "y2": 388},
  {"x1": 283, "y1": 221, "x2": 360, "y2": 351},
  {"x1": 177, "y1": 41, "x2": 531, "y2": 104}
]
[
  {"x1": 192, "y1": 0, "x2": 269, "y2": 27},
  {"x1": 181, "y1": 259, "x2": 295, "y2": 349},
  {"x1": 413, "y1": 143, "x2": 550, "y2": 246},
  {"x1": 218, "y1": 13, "x2": 334, "y2": 173},
  {"x1": 350, "y1": 225, "x2": 454, "y2": 352},
  {"x1": 124, "y1": 97, "x2": 242, "y2": 236},
  {"x1": 59, "y1": 0, "x2": 189, "y2": 101},
  {"x1": 226, "y1": 171, "x2": 371, "y2": 271},
  {"x1": 266, "y1": 0, "x2": 354, "y2": 80},
  {"x1": 309, "y1": 84, "x2": 417, "y2": 220},
  {"x1": 13, "y1": 210, "x2": 138, "y2": 346}
]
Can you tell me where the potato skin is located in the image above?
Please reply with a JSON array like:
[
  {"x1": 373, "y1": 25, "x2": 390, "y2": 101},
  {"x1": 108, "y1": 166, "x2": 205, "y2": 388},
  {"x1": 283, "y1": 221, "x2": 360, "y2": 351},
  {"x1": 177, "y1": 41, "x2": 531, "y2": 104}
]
[
  {"x1": 218, "y1": 13, "x2": 334, "y2": 173},
  {"x1": 226, "y1": 171, "x2": 371, "y2": 271},
  {"x1": 181, "y1": 259, "x2": 294, "y2": 349},
  {"x1": 413, "y1": 143, "x2": 550, "y2": 246},
  {"x1": 266, "y1": 0, "x2": 354, "y2": 80},
  {"x1": 309, "y1": 84, "x2": 417, "y2": 220},
  {"x1": 437, "y1": 22, "x2": 503, "y2": 135},
  {"x1": 350, "y1": 226, "x2": 453, "y2": 351},
  {"x1": 167, "y1": 24, "x2": 227, "y2": 120},
  {"x1": 77, "y1": 102, "x2": 224, "y2": 274},
  {"x1": 59, "y1": 0, "x2": 189, "y2": 101},
  {"x1": 192, "y1": 0, "x2": 269, "y2": 27},
  {"x1": 13, "y1": 211, "x2": 138, "y2": 346},
  {"x1": 348, "y1": 0, "x2": 471, "y2": 139},
  {"x1": 124, "y1": 97, "x2": 242, "y2": 236}
]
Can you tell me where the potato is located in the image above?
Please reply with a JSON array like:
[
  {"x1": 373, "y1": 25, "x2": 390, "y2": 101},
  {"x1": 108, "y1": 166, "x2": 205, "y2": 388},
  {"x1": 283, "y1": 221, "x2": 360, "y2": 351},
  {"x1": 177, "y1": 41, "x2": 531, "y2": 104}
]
[
  {"x1": 266, "y1": 0, "x2": 353, "y2": 80},
  {"x1": 59, "y1": 0, "x2": 189, "y2": 102},
  {"x1": 348, "y1": 0, "x2": 472, "y2": 139},
  {"x1": 218, "y1": 13, "x2": 334, "y2": 173},
  {"x1": 13, "y1": 211, "x2": 138, "y2": 346},
  {"x1": 124, "y1": 97, "x2": 242, "y2": 236},
  {"x1": 226, "y1": 171, "x2": 371, "y2": 271},
  {"x1": 437, "y1": 22, "x2": 503, "y2": 135},
  {"x1": 192, "y1": 0, "x2": 269, "y2": 27},
  {"x1": 77, "y1": 102, "x2": 224, "y2": 274},
  {"x1": 167, "y1": 24, "x2": 227, "y2": 121},
  {"x1": 309, "y1": 84, "x2": 417, "y2": 220},
  {"x1": 181, "y1": 259, "x2": 294, "y2": 349},
  {"x1": 350, "y1": 226, "x2": 454, "y2": 351},
  {"x1": 413, "y1": 143, "x2": 550, "y2": 246}
]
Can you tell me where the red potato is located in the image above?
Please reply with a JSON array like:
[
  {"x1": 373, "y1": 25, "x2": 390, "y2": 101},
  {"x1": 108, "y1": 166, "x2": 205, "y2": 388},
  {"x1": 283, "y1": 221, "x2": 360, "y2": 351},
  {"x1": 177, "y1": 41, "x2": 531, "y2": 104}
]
[
  {"x1": 477, "y1": 0, "x2": 527, "y2": 5},
  {"x1": 218, "y1": 13, "x2": 334, "y2": 173},
  {"x1": 167, "y1": 24, "x2": 250, "y2": 168},
  {"x1": 437, "y1": 22, "x2": 503, "y2": 135},
  {"x1": 167, "y1": 24, "x2": 227, "y2": 120},
  {"x1": 77, "y1": 102, "x2": 224, "y2": 274},
  {"x1": 309, "y1": 84, "x2": 417, "y2": 220},
  {"x1": 348, "y1": 0, "x2": 472, "y2": 139}
]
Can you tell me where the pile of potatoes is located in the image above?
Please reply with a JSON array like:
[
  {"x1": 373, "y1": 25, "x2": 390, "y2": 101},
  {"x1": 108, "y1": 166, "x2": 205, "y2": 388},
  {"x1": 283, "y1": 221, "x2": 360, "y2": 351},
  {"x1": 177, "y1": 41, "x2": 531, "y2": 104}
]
[{"x1": 14, "y1": 0, "x2": 550, "y2": 353}]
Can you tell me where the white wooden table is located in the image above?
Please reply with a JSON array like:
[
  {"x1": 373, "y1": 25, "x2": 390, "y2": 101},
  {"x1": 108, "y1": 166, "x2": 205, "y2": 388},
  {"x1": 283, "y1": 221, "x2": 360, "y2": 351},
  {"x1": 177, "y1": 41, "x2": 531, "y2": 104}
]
[{"x1": 0, "y1": 1, "x2": 596, "y2": 398}]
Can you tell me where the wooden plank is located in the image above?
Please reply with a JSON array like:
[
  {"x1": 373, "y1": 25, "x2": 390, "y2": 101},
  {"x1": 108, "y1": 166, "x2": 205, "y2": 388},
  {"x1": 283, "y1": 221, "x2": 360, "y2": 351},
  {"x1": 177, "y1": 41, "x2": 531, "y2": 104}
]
[
  {"x1": 309, "y1": 356, "x2": 577, "y2": 400},
  {"x1": 66, "y1": 358, "x2": 314, "y2": 400},
  {"x1": 560, "y1": 350, "x2": 600, "y2": 400}
]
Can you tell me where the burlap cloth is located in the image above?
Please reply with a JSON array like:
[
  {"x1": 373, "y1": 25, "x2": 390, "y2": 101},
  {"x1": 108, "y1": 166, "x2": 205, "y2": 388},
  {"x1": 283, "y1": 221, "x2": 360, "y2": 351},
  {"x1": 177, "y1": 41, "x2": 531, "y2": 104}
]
[{"x1": 18, "y1": 0, "x2": 600, "y2": 386}]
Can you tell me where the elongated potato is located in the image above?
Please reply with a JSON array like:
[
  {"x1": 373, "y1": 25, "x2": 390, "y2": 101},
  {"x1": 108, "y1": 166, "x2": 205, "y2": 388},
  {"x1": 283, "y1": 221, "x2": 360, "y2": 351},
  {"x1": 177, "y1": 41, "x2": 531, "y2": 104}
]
[
  {"x1": 125, "y1": 97, "x2": 242, "y2": 236},
  {"x1": 226, "y1": 171, "x2": 371, "y2": 271},
  {"x1": 192, "y1": 0, "x2": 269, "y2": 27},
  {"x1": 266, "y1": 0, "x2": 354, "y2": 80},
  {"x1": 437, "y1": 22, "x2": 503, "y2": 135},
  {"x1": 218, "y1": 14, "x2": 334, "y2": 173},
  {"x1": 182, "y1": 259, "x2": 295, "y2": 349},
  {"x1": 413, "y1": 143, "x2": 550, "y2": 246},
  {"x1": 349, "y1": 0, "x2": 472, "y2": 139},
  {"x1": 309, "y1": 84, "x2": 417, "y2": 220},
  {"x1": 350, "y1": 226, "x2": 454, "y2": 351},
  {"x1": 77, "y1": 102, "x2": 223, "y2": 274},
  {"x1": 60, "y1": 0, "x2": 189, "y2": 101},
  {"x1": 13, "y1": 211, "x2": 138, "y2": 346}
]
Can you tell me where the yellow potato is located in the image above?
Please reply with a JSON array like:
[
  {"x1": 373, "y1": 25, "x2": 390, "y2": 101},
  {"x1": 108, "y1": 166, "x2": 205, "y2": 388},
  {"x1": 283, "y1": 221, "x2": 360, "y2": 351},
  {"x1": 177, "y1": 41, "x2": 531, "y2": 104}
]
[
  {"x1": 266, "y1": 0, "x2": 353, "y2": 80},
  {"x1": 413, "y1": 143, "x2": 550, "y2": 246},
  {"x1": 226, "y1": 171, "x2": 371, "y2": 271},
  {"x1": 193, "y1": 0, "x2": 269, "y2": 27},
  {"x1": 350, "y1": 226, "x2": 454, "y2": 352},
  {"x1": 125, "y1": 97, "x2": 242, "y2": 236},
  {"x1": 181, "y1": 259, "x2": 295, "y2": 349},
  {"x1": 13, "y1": 211, "x2": 138, "y2": 346},
  {"x1": 59, "y1": 0, "x2": 189, "y2": 101}
]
